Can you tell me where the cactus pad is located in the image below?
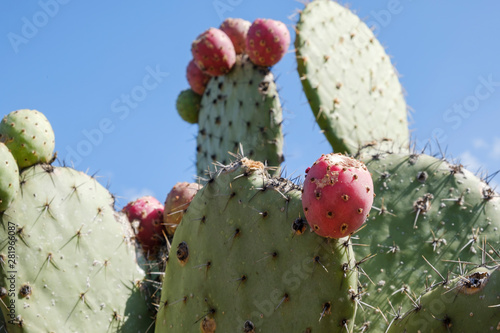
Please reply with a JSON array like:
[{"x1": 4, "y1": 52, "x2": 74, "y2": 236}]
[
  {"x1": 155, "y1": 158, "x2": 357, "y2": 332},
  {"x1": 295, "y1": 0, "x2": 409, "y2": 153},
  {"x1": 0, "y1": 143, "x2": 19, "y2": 212},
  {"x1": 0, "y1": 165, "x2": 152, "y2": 332},
  {"x1": 196, "y1": 56, "x2": 284, "y2": 176},
  {"x1": 387, "y1": 266, "x2": 500, "y2": 332},
  {"x1": 353, "y1": 150, "x2": 500, "y2": 331},
  {"x1": 0, "y1": 109, "x2": 55, "y2": 169}
]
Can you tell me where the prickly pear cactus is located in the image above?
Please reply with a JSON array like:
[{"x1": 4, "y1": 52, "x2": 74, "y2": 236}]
[
  {"x1": 0, "y1": 109, "x2": 55, "y2": 169},
  {"x1": 388, "y1": 265, "x2": 500, "y2": 332},
  {"x1": 196, "y1": 55, "x2": 284, "y2": 176},
  {"x1": 353, "y1": 149, "x2": 500, "y2": 331},
  {"x1": 0, "y1": 165, "x2": 153, "y2": 332},
  {"x1": 295, "y1": 0, "x2": 409, "y2": 154},
  {"x1": 155, "y1": 158, "x2": 357, "y2": 332}
]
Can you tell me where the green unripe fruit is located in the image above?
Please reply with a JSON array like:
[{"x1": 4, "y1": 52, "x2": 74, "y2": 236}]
[{"x1": 176, "y1": 89, "x2": 202, "y2": 124}]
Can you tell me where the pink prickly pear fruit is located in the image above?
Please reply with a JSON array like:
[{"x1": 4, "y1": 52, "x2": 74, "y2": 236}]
[
  {"x1": 191, "y1": 27, "x2": 236, "y2": 76},
  {"x1": 164, "y1": 182, "x2": 201, "y2": 236},
  {"x1": 186, "y1": 59, "x2": 211, "y2": 95},
  {"x1": 219, "y1": 18, "x2": 251, "y2": 54},
  {"x1": 246, "y1": 18, "x2": 290, "y2": 67},
  {"x1": 302, "y1": 153, "x2": 374, "y2": 239},
  {"x1": 122, "y1": 196, "x2": 164, "y2": 254}
]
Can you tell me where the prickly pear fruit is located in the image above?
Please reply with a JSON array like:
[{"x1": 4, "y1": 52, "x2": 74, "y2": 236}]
[
  {"x1": 123, "y1": 196, "x2": 165, "y2": 255},
  {"x1": 246, "y1": 18, "x2": 290, "y2": 67},
  {"x1": 191, "y1": 28, "x2": 236, "y2": 76},
  {"x1": 302, "y1": 153, "x2": 374, "y2": 238},
  {"x1": 186, "y1": 59, "x2": 210, "y2": 95},
  {"x1": 220, "y1": 18, "x2": 251, "y2": 54},
  {"x1": 0, "y1": 142, "x2": 19, "y2": 211},
  {"x1": 163, "y1": 182, "x2": 201, "y2": 235},
  {"x1": 0, "y1": 109, "x2": 55, "y2": 169},
  {"x1": 176, "y1": 89, "x2": 201, "y2": 124}
]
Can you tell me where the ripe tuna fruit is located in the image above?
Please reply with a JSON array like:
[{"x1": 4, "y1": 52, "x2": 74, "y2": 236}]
[
  {"x1": 122, "y1": 196, "x2": 165, "y2": 254},
  {"x1": 191, "y1": 28, "x2": 236, "y2": 76},
  {"x1": 164, "y1": 182, "x2": 201, "y2": 236},
  {"x1": 302, "y1": 153, "x2": 374, "y2": 238},
  {"x1": 219, "y1": 18, "x2": 251, "y2": 54},
  {"x1": 246, "y1": 18, "x2": 290, "y2": 67},
  {"x1": 186, "y1": 59, "x2": 211, "y2": 95}
]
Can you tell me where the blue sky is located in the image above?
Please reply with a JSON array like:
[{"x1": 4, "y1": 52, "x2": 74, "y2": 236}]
[{"x1": 1, "y1": 1, "x2": 500, "y2": 207}]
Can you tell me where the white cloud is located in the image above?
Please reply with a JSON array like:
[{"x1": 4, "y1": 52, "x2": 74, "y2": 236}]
[
  {"x1": 490, "y1": 137, "x2": 500, "y2": 159},
  {"x1": 473, "y1": 138, "x2": 488, "y2": 149},
  {"x1": 459, "y1": 151, "x2": 482, "y2": 173}
]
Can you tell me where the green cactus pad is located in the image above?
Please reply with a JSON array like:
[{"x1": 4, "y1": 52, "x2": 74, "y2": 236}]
[
  {"x1": 295, "y1": 0, "x2": 409, "y2": 153},
  {"x1": 353, "y1": 150, "x2": 500, "y2": 331},
  {"x1": 0, "y1": 165, "x2": 152, "y2": 332},
  {"x1": 155, "y1": 158, "x2": 357, "y2": 332},
  {"x1": 387, "y1": 266, "x2": 500, "y2": 332},
  {"x1": 0, "y1": 143, "x2": 19, "y2": 212},
  {"x1": 0, "y1": 109, "x2": 55, "y2": 169},
  {"x1": 177, "y1": 89, "x2": 202, "y2": 124},
  {"x1": 196, "y1": 55, "x2": 284, "y2": 176}
]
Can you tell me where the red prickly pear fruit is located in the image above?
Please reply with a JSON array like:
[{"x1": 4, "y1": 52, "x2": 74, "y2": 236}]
[
  {"x1": 164, "y1": 182, "x2": 201, "y2": 236},
  {"x1": 122, "y1": 196, "x2": 164, "y2": 255},
  {"x1": 246, "y1": 18, "x2": 290, "y2": 67},
  {"x1": 219, "y1": 18, "x2": 251, "y2": 54},
  {"x1": 186, "y1": 59, "x2": 211, "y2": 95},
  {"x1": 302, "y1": 153, "x2": 374, "y2": 239},
  {"x1": 191, "y1": 27, "x2": 236, "y2": 76}
]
